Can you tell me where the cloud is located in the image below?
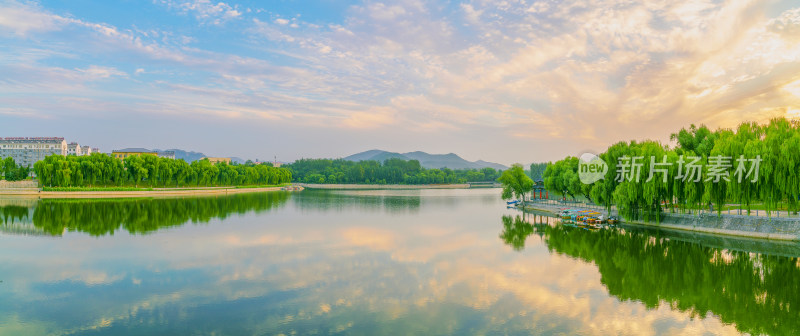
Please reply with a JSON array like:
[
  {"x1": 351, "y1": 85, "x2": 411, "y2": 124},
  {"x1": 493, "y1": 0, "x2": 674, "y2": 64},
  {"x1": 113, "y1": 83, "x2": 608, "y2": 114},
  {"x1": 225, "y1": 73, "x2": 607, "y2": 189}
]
[
  {"x1": 0, "y1": 1, "x2": 75, "y2": 35},
  {"x1": 156, "y1": 0, "x2": 242, "y2": 25},
  {"x1": 77, "y1": 65, "x2": 127, "y2": 80},
  {"x1": 2, "y1": 0, "x2": 800, "y2": 162}
]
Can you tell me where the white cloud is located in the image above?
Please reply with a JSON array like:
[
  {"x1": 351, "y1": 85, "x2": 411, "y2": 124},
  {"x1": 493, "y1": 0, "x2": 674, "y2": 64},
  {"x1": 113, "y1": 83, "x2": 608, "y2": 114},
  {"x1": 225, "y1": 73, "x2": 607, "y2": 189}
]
[
  {"x1": 157, "y1": 0, "x2": 242, "y2": 25},
  {"x1": 78, "y1": 65, "x2": 127, "y2": 80},
  {"x1": 0, "y1": 1, "x2": 75, "y2": 35},
  {"x1": 2, "y1": 0, "x2": 800, "y2": 162}
]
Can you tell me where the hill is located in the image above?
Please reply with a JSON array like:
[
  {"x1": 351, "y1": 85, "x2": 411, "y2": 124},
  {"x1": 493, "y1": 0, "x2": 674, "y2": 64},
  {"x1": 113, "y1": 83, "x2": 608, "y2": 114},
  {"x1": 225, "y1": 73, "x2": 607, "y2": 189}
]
[
  {"x1": 154, "y1": 149, "x2": 207, "y2": 163},
  {"x1": 343, "y1": 150, "x2": 507, "y2": 170}
]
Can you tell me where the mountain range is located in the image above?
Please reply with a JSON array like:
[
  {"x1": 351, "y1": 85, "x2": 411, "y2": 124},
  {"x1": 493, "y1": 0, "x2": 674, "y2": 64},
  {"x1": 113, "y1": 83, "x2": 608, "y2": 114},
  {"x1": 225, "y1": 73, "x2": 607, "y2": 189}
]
[
  {"x1": 154, "y1": 149, "x2": 245, "y2": 164},
  {"x1": 343, "y1": 150, "x2": 508, "y2": 170}
]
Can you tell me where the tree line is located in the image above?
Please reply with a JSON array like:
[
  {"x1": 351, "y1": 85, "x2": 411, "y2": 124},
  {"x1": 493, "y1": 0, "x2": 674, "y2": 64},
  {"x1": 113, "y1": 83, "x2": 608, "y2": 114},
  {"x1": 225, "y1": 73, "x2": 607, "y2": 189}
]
[
  {"x1": 286, "y1": 158, "x2": 502, "y2": 184},
  {"x1": 1, "y1": 157, "x2": 31, "y2": 181},
  {"x1": 543, "y1": 118, "x2": 800, "y2": 220},
  {"x1": 32, "y1": 153, "x2": 292, "y2": 188}
]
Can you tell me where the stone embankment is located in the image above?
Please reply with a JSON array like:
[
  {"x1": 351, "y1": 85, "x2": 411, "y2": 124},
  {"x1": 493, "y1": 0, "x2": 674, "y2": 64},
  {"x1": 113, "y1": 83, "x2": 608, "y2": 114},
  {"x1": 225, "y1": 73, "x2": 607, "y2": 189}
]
[
  {"x1": 299, "y1": 183, "x2": 470, "y2": 190},
  {"x1": 0, "y1": 181, "x2": 303, "y2": 198},
  {"x1": 521, "y1": 201, "x2": 800, "y2": 241}
]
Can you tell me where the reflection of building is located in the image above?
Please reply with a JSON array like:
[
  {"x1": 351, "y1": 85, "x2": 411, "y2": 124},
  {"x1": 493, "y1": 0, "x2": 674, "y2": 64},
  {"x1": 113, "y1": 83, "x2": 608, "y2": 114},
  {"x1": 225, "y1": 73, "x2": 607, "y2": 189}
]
[
  {"x1": 112, "y1": 148, "x2": 175, "y2": 160},
  {"x1": 0, "y1": 202, "x2": 57, "y2": 237},
  {"x1": 0, "y1": 137, "x2": 67, "y2": 167},
  {"x1": 67, "y1": 142, "x2": 82, "y2": 156},
  {"x1": 203, "y1": 157, "x2": 231, "y2": 164}
]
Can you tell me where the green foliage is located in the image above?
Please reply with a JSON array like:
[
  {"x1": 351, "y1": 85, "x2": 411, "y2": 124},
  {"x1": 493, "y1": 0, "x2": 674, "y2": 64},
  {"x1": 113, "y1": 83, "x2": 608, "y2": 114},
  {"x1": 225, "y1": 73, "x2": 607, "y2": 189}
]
[
  {"x1": 499, "y1": 215, "x2": 534, "y2": 251},
  {"x1": 529, "y1": 162, "x2": 548, "y2": 180},
  {"x1": 286, "y1": 158, "x2": 501, "y2": 184},
  {"x1": 32, "y1": 153, "x2": 292, "y2": 188},
  {"x1": 1, "y1": 157, "x2": 30, "y2": 181},
  {"x1": 499, "y1": 164, "x2": 534, "y2": 203},
  {"x1": 545, "y1": 118, "x2": 800, "y2": 220}
]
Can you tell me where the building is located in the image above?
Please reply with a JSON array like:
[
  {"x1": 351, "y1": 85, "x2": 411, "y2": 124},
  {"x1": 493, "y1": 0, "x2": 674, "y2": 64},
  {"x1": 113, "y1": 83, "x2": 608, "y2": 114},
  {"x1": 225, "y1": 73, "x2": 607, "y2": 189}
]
[
  {"x1": 0, "y1": 137, "x2": 67, "y2": 167},
  {"x1": 67, "y1": 142, "x2": 82, "y2": 156},
  {"x1": 112, "y1": 148, "x2": 175, "y2": 160},
  {"x1": 157, "y1": 151, "x2": 175, "y2": 159},
  {"x1": 81, "y1": 146, "x2": 92, "y2": 155},
  {"x1": 203, "y1": 157, "x2": 231, "y2": 164},
  {"x1": 112, "y1": 148, "x2": 157, "y2": 160}
]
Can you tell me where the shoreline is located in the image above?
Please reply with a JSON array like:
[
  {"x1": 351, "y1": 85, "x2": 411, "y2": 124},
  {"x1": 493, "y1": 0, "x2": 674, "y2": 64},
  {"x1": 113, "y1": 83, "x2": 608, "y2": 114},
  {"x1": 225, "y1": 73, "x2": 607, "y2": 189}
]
[
  {"x1": 520, "y1": 202, "x2": 800, "y2": 242},
  {"x1": 0, "y1": 186, "x2": 303, "y2": 199},
  {"x1": 298, "y1": 183, "x2": 472, "y2": 190}
]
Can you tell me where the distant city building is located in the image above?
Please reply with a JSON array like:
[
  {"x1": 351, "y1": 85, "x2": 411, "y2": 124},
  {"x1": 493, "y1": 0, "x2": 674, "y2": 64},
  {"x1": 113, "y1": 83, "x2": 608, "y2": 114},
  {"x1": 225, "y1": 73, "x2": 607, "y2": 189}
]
[
  {"x1": 67, "y1": 142, "x2": 82, "y2": 156},
  {"x1": 0, "y1": 137, "x2": 67, "y2": 167},
  {"x1": 203, "y1": 157, "x2": 231, "y2": 164},
  {"x1": 112, "y1": 148, "x2": 175, "y2": 160},
  {"x1": 157, "y1": 151, "x2": 175, "y2": 160},
  {"x1": 92, "y1": 147, "x2": 100, "y2": 154},
  {"x1": 81, "y1": 146, "x2": 92, "y2": 155},
  {"x1": 112, "y1": 148, "x2": 156, "y2": 160}
]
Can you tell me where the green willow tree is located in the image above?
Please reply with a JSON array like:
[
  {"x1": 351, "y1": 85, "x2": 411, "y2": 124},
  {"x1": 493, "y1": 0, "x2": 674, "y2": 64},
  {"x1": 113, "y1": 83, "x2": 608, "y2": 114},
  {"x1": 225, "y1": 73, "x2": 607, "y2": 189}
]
[
  {"x1": 286, "y1": 158, "x2": 501, "y2": 184},
  {"x1": 543, "y1": 118, "x2": 800, "y2": 221},
  {"x1": 33, "y1": 153, "x2": 292, "y2": 188},
  {"x1": 1, "y1": 157, "x2": 30, "y2": 181},
  {"x1": 499, "y1": 164, "x2": 534, "y2": 206}
]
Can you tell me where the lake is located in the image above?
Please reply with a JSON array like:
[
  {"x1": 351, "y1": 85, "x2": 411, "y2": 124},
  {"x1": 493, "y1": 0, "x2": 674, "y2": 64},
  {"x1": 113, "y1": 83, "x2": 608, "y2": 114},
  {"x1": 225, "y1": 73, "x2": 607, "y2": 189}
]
[{"x1": 0, "y1": 189, "x2": 798, "y2": 335}]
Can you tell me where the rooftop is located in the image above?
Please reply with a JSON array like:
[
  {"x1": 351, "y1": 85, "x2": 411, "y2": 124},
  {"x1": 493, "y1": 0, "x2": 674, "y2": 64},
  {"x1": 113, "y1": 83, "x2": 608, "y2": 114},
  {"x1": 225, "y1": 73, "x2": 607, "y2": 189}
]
[
  {"x1": 112, "y1": 148, "x2": 154, "y2": 153},
  {"x1": 0, "y1": 137, "x2": 65, "y2": 143}
]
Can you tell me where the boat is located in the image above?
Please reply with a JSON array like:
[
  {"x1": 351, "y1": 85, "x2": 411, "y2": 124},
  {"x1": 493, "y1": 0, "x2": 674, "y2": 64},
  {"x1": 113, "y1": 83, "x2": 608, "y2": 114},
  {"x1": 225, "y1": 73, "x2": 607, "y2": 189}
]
[{"x1": 506, "y1": 200, "x2": 521, "y2": 205}]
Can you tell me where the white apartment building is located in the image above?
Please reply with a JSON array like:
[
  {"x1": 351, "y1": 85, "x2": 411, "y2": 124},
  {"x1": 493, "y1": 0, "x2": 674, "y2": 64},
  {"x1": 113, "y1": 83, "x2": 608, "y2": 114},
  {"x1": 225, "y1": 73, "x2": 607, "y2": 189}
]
[
  {"x1": 67, "y1": 142, "x2": 82, "y2": 156},
  {"x1": 0, "y1": 137, "x2": 68, "y2": 167}
]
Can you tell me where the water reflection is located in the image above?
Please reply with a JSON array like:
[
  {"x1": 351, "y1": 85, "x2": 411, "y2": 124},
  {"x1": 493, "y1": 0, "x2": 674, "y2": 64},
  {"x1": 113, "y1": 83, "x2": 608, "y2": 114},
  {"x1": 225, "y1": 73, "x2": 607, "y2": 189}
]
[
  {"x1": 1, "y1": 190, "x2": 796, "y2": 335},
  {"x1": 293, "y1": 190, "x2": 422, "y2": 213},
  {"x1": 0, "y1": 192, "x2": 290, "y2": 236},
  {"x1": 500, "y1": 214, "x2": 800, "y2": 336}
]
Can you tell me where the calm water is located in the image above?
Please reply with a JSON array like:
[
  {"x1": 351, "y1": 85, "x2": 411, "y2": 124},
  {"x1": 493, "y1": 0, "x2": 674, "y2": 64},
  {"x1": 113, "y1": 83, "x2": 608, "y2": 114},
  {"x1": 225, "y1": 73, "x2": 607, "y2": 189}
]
[{"x1": 0, "y1": 189, "x2": 798, "y2": 335}]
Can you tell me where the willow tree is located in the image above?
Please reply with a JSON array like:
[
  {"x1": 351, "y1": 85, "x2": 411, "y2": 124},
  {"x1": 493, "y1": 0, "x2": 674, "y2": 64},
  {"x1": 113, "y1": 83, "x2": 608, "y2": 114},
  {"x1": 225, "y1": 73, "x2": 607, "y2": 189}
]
[
  {"x1": 500, "y1": 164, "x2": 534, "y2": 206},
  {"x1": 705, "y1": 129, "x2": 734, "y2": 216},
  {"x1": 779, "y1": 133, "x2": 800, "y2": 214},
  {"x1": 595, "y1": 141, "x2": 634, "y2": 214},
  {"x1": 727, "y1": 122, "x2": 763, "y2": 215},
  {"x1": 760, "y1": 118, "x2": 793, "y2": 217}
]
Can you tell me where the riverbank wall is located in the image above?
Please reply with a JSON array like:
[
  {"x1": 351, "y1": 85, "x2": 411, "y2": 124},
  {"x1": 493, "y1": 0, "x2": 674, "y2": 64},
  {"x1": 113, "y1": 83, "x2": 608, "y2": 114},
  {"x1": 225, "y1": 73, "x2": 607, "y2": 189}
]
[
  {"x1": 299, "y1": 183, "x2": 470, "y2": 190},
  {"x1": 520, "y1": 202, "x2": 800, "y2": 241}
]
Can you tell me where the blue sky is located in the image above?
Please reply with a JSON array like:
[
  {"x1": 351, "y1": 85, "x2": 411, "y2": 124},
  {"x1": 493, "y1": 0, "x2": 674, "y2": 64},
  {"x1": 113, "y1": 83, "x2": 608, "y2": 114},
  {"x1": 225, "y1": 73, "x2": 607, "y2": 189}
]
[{"x1": 2, "y1": 0, "x2": 800, "y2": 164}]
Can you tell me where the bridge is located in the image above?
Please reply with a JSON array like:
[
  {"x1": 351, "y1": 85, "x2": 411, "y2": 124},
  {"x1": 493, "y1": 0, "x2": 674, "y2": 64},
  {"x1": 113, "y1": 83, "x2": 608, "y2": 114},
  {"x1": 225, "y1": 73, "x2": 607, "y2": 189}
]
[{"x1": 467, "y1": 182, "x2": 501, "y2": 188}]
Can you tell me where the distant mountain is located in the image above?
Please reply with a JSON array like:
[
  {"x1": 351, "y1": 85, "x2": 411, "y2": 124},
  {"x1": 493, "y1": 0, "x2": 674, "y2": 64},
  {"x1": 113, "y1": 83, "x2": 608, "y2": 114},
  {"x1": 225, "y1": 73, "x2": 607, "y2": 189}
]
[
  {"x1": 343, "y1": 150, "x2": 508, "y2": 170},
  {"x1": 155, "y1": 149, "x2": 207, "y2": 162}
]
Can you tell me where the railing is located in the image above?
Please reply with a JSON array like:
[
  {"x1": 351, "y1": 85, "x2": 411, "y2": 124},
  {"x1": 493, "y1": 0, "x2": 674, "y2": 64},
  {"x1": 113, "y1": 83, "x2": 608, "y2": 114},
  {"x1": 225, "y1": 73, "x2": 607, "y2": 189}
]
[{"x1": 0, "y1": 180, "x2": 38, "y2": 189}]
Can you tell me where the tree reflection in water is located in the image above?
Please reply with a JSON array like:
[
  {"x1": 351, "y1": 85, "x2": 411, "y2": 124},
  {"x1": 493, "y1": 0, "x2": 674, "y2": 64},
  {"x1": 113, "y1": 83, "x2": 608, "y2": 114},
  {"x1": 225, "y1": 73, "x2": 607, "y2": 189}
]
[
  {"x1": 500, "y1": 214, "x2": 800, "y2": 336},
  {"x1": 0, "y1": 192, "x2": 290, "y2": 236}
]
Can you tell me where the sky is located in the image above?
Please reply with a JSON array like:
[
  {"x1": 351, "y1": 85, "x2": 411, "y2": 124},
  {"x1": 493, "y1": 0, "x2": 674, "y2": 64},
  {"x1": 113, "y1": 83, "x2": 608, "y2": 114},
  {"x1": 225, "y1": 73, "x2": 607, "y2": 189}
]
[{"x1": 1, "y1": 0, "x2": 800, "y2": 165}]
